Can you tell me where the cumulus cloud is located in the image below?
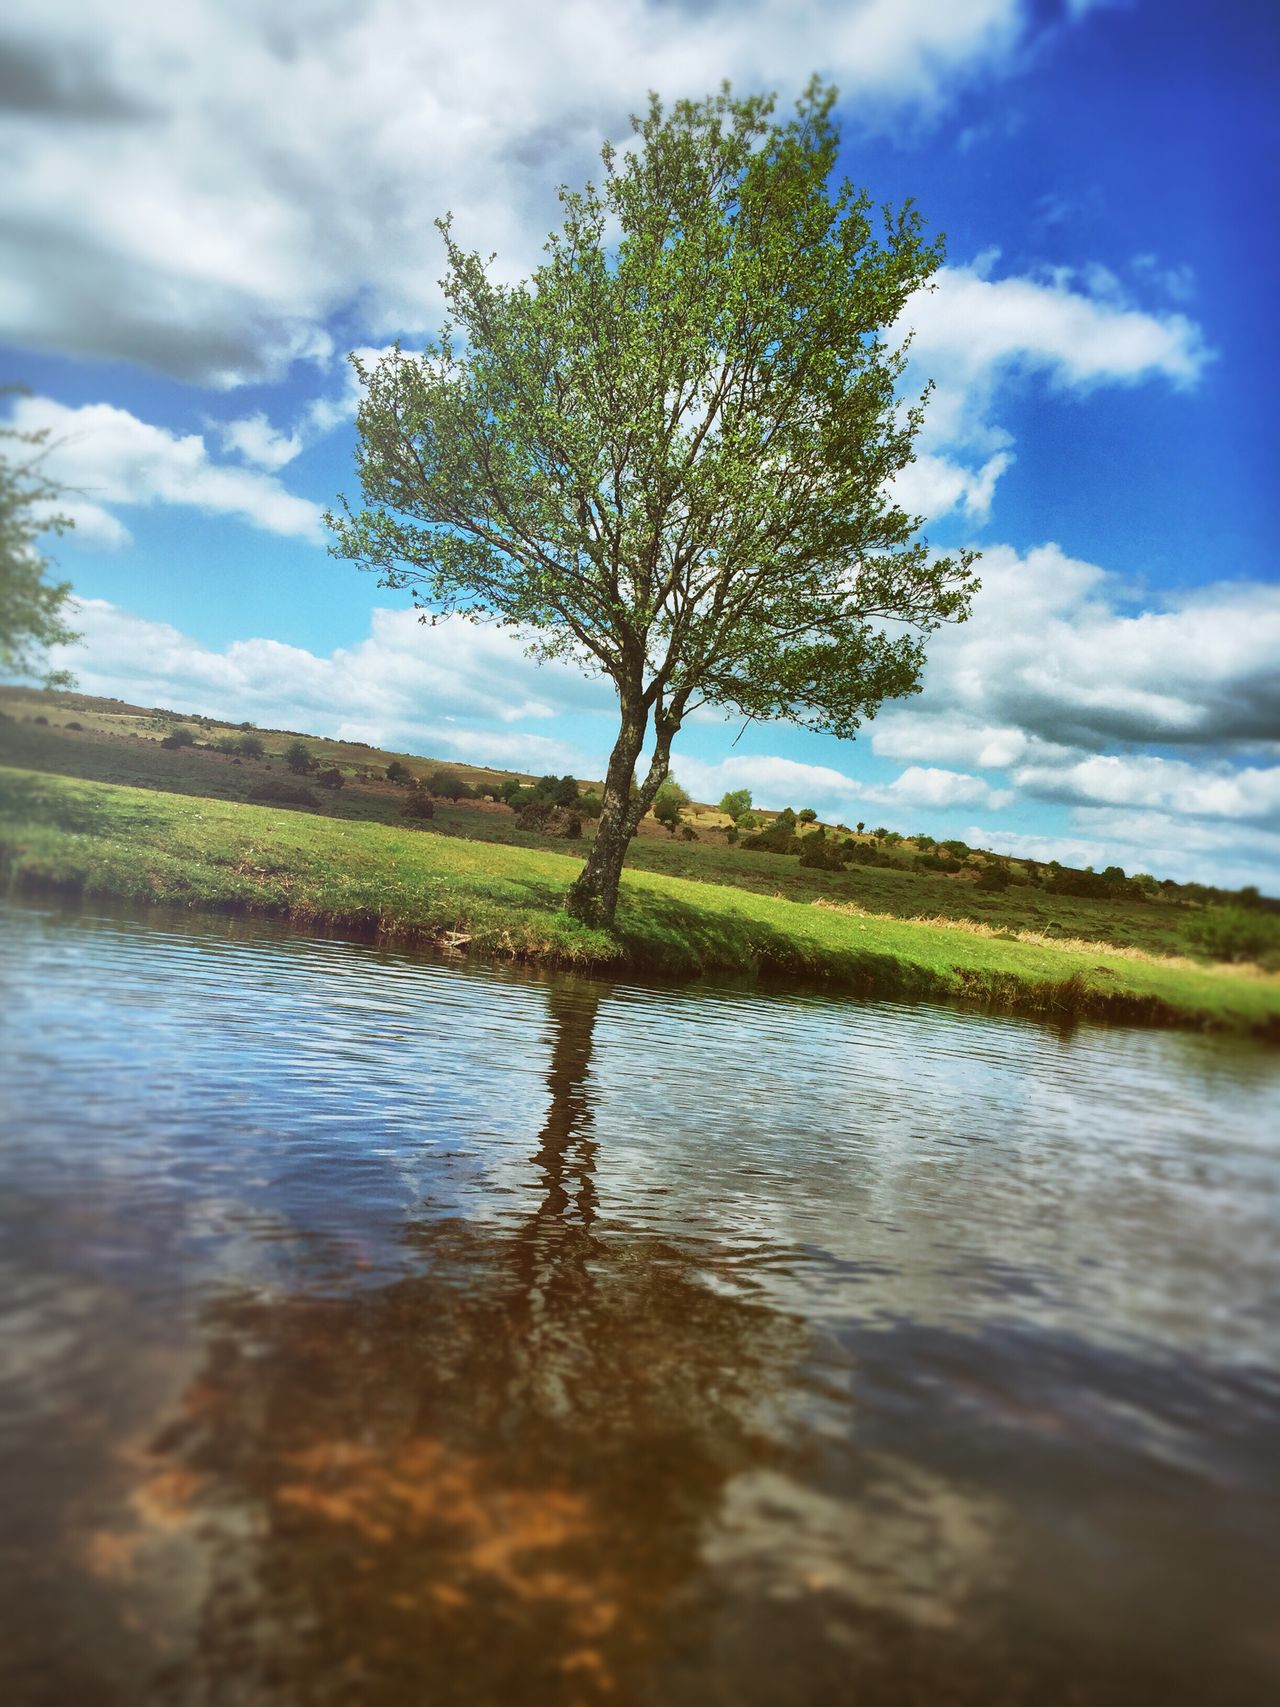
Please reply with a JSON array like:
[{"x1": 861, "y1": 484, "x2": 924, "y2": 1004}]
[
  {"x1": 888, "y1": 260, "x2": 1211, "y2": 517},
  {"x1": 671, "y1": 752, "x2": 1007, "y2": 822},
  {"x1": 1, "y1": 0, "x2": 1094, "y2": 384},
  {"x1": 1011, "y1": 754, "x2": 1280, "y2": 826},
  {"x1": 871, "y1": 544, "x2": 1280, "y2": 752},
  {"x1": 5, "y1": 394, "x2": 325, "y2": 544},
  {"x1": 47, "y1": 599, "x2": 611, "y2": 771}
]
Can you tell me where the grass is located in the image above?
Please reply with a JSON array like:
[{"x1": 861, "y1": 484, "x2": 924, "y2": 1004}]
[
  {"x1": 3, "y1": 765, "x2": 1278, "y2": 1039},
  {"x1": 0, "y1": 695, "x2": 1247, "y2": 962}
]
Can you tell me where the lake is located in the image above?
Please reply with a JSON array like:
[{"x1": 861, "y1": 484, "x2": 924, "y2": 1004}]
[{"x1": 1, "y1": 898, "x2": 1277, "y2": 1705}]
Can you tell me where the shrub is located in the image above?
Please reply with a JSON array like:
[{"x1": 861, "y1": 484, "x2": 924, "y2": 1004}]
[
  {"x1": 285, "y1": 740, "x2": 313, "y2": 775},
  {"x1": 237, "y1": 733, "x2": 265, "y2": 759},
  {"x1": 400, "y1": 791, "x2": 436, "y2": 823},
  {"x1": 65, "y1": 720, "x2": 83, "y2": 730},
  {"x1": 975, "y1": 863, "x2": 1012, "y2": 892},
  {"x1": 316, "y1": 766, "x2": 344, "y2": 790},
  {"x1": 680, "y1": 824, "x2": 697, "y2": 841},
  {"x1": 385, "y1": 760, "x2": 413, "y2": 784},
  {"x1": 941, "y1": 839, "x2": 969, "y2": 859},
  {"x1": 160, "y1": 727, "x2": 195, "y2": 749},
  {"x1": 915, "y1": 853, "x2": 961, "y2": 874},
  {"x1": 428, "y1": 768, "x2": 472, "y2": 800},
  {"x1": 915, "y1": 832, "x2": 935, "y2": 849},
  {"x1": 653, "y1": 778, "x2": 690, "y2": 834},
  {"x1": 215, "y1": 735, "x2": 240, "y2": 754},
  {"x1": 797, "y1": 807, "x2": 817, "y2": 823},
  {"x1": 578, "y1": 792, "x2": 602, "y2": 819},
  {"x1": 742, "y1": 827, "x2": 801, "y2": 855},
  {"x1": 32, "y1": 714, "x2": 48, "y2": 725},
  {"x1": 1188, "y1": 907, "x2": 1280, "y2": 963},
  {"x1": 773, "y1": 807, "x2": 797, "y2": 832},
  {"x1": 799, "y1": 838, "x2": 845, "y2": 871},
  {"x1": 736, "y1": 811, "x2": 760, "y2": 831}
]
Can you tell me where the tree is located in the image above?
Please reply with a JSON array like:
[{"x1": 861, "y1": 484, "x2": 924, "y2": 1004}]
[
  {"x1": 329, "y1": 82, "x2": 977, "y2": 925},
  {"x1": 237, "y1": 733, "x2": 265, "y2": 759},
  {"x1": 797, "y1": 807, "x2": 817, "y2": 823},
  {"x1": 652, "y1": 776, "x2": 690, "y2": 834},
  {"x1": 1, "y1": 401, "x2": 80, "y2": 687},
  {"x1": 285, "y1": 740, "x2": 313, "y2": 774},
  {"x1": 719, "y1": 788, "x2": 752, "y2": 821},
  {"x1": 385, "y1": 760, "x2": 413, "y2": 784},
  {"x1": 427, "y1": 767, "x2": 472, "y2": 800}
]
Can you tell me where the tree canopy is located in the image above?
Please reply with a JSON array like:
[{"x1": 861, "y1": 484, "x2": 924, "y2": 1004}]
[
  {"x1": 1, "y1": 400, "x2": 79, "y2": 687},
  {"x1": 329, "y1": 81, "x2": 977, "y2": 923}
]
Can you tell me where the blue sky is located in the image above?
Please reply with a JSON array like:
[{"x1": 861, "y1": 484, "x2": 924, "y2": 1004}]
[{"x1": 3, "y1": 0, "x2": 1277, "y2": 887}]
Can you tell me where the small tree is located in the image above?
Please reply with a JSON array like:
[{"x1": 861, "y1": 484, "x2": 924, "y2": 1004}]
[
  {"x1": 285, "y1": 740, "x2": 313, "y2": 775},
  {"x1": 1, "y1": 398, "x2": 80, "y2": 688},
  {"x1": 652, "y1": 777, "x2": 690, "y2": 834},
  {"x1": 385, "y1": 760, "x2": 413, "y2": 784},
  {"x1": 317, "y1": 766, "x2": 344, "y2": 790},
  {"x1": 329, "y1": 83, "x2": 976, "y2": 924},
  {"x1": 428, "y1": 767, "x2": 472, "y2": 800},
  {"x1": 719, "y1": 788, "x2": 752, "y2": 821},
  {"x1": 797, "y1": 807, "x2": 817, "y2": 824},
  {"x1": 238, "y1": 733, "x2": 265, "y2": 759},
  {"x1": 160, "y1": 726, "x2": 195, "y2": 749}
]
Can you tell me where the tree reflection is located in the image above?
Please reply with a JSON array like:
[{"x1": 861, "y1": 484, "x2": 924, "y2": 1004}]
[{"x1": 110, "y1": 981, "x2": 804, "y2": 1704}]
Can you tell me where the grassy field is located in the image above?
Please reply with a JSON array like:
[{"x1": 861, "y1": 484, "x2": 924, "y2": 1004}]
[
  {"x1": 3, "y1": 765, "x2": 1278, "y2": 1038},
  {"x1": 0, "y1": 688, "x2": 1261, "y2": 964}
]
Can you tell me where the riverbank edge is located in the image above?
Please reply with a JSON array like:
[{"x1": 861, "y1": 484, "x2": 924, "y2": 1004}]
[{"x1": 2, "y1": 766, "x2": 1277, "y2": 1040}]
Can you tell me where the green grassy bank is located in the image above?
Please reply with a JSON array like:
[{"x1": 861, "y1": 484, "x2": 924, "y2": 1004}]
[{"x1": 3, "y1": 766, "x2": 1278, "y2": 1038}]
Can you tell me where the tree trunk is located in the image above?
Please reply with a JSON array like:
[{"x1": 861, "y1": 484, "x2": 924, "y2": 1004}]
[
  {"x1": 565, "y1": 700, "x2": 683, "y2": 929},
  {"x1": 564, "y1": 701, "x2": 649, "y2": 927}
]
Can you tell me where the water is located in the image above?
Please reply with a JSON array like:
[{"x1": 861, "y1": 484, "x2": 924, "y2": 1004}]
[{"x1": 1, "y1": 898, "x2": 1278, "y2": 1706}]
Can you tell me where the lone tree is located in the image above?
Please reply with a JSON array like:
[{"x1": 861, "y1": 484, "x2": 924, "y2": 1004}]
[
  {"x1": 1, "y1": 398, "x2": 80, "y2": 687},
  {"x1": 329, "y1": 82, "x2": 977, "y2": 925}
]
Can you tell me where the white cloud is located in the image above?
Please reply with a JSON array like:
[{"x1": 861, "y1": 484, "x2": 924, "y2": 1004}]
[
  {"x1": 874, "y1": 544, "x2": 1280, "y2": 750},
  {"x1": 885, "y1": 261, "x2": 1212, "y2": 520},
  {"x1": 6, "y1": 395, "x2": 325, "y2": 543},
  {"x1": 216, "y1": 412, "x2": 305, "y2": 471},
  {"x1": 1012, "y1": 754, "x2": 1280, "y2": 826},
  {"x1": 0, "y1": 0, "x2": 1092, "y2": 384},
  {"x1": 47, "y1": 599, "x2": 611, "y2": 771},
  {"x1": 882, "y1": 766, "x2": 1012, "y2": 810},
  {"x1": 901, "y1": 262, "x2": 1209, "y2": 396}
]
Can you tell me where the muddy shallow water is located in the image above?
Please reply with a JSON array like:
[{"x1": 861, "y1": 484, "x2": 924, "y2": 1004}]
[{"x1": 1, "y1": 899, "x2": 1278, "y2": 1705}]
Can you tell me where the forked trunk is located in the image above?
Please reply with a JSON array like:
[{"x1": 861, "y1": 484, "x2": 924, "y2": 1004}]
[
  {"x1": 565, "y1": 704, "x2": 648, "y2": 927},
  {"x1": 565, "y1": 699, "x2": 678, "y2": 928}
]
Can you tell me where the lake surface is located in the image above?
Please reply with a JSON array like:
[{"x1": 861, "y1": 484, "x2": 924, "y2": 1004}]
[{"x1": 1, "y1": 898, "x2": 1278, "y2": 1706}]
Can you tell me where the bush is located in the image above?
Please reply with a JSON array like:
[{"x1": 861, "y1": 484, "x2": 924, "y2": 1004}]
[
  {"x1": 719, "y1": 788, "x2": 752, "y2": 820},
  {"x1": 773, "y1": 807, "x2": 797, "y2": 833},
  {"x1": 653, "y1": 778, "x2": 690, "y2": 833},
  {"x1": 237, "y1": 733, "x2": 265, "y2": 759},
  {"x1": 427, "y1": 768, "x2": 472, "y2": 800},
  {"x1": 160, "y1": 727, "x2": 195, "y2": 749},
  {"x1": 400, "y1": 791, "x2": 436, "y2": 823},
  {"x1": 742, "y1": 827, "x2": 801, "y2": 856},
  {"x1": 975, "y1": 863, "x2": 1012, "y2": 892},
  {"x1": 316, "y1": 766, "x2": 344, "y2": 790},
  {"x1": 735, "y1": 811, "x2": 760, "y2": 831},
  {"x1": 578, "y1": 791, "x2": 602, "y2": 819},
  {"x1": 680, "y1": 824, "x2": 697, "y2": 841},
  {"x1": 799, "y1": 838, "x2": 846, "y2": 871},
  {"x1": 285, "y1": 740, "x2": 313, "y2": 775},
  {"x1": 214, "y1": 735, "x2": 240, "y2": 754},
  {"x1": 65, "y1": 720, "x2": 83, "y2": 731},
  {"x1": 1188, "y1": 907, "x2": 1280, "y2": 963},
  {"x1": 797, "y1": 807, "x2": 817, "y2": 824},
  {"x1": 385, "y1": 760, "x2": 413, "y2": 784}
]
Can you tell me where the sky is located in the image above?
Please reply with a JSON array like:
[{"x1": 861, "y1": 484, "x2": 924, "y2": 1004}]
[{"x1": 3, "y1": 0, "x2": 1278, "y2": 889}]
